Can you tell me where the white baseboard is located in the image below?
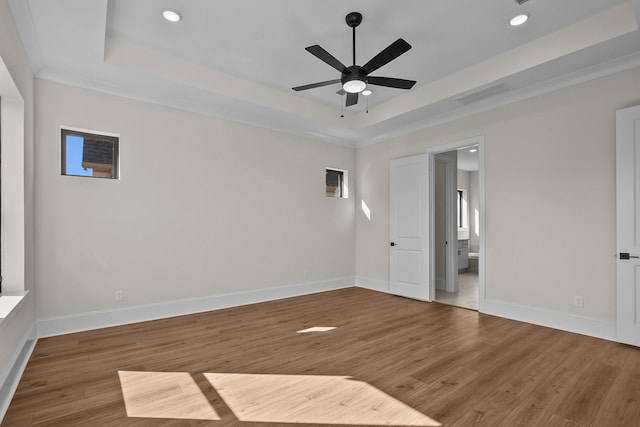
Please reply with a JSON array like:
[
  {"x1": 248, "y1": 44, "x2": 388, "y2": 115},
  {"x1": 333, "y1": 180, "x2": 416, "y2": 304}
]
[
  {"x1": 37, "y1": 277, "x2": 355, "y2": 338},
  {"x1": 355, "y1": 277, "x2": 616, "y2": 342},
  {"x1": 481, "y1": 298, "x2": 617, "y2": 342},
  {"x1": 355, "y1": 276, "x2": 390, "y2": 294},
  {"x1": 0, "y1": 323, "x2": 37, "y2": 423}
]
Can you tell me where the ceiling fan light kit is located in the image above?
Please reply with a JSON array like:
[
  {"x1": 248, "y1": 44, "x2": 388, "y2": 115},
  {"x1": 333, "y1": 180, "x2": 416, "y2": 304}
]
[
  {"x1": 292, "y1": 11, "x2": 416, "y2": 108},
  {"x1": 342, "y1": 76, "x2": 367, "y2": 93}
]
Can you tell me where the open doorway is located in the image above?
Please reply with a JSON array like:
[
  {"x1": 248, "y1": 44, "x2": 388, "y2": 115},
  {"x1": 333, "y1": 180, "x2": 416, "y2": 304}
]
[{"x1": 431, "y1": 140, "x2": 483, "y2": 310}]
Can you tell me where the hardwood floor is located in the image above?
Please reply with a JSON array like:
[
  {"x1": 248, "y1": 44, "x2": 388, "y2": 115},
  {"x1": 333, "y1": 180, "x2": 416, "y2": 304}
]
[{"x1": 3, "y1": 287, "x2": 640, "y2": 426}]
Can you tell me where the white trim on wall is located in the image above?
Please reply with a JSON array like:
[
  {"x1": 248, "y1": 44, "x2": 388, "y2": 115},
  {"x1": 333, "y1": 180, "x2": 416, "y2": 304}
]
[
  {"x1": 353, "y1": 279, "x2": 615, "y2": 342},
  {"x1": 355, "y1": 276, "x2": 391, "y2": 294},
  {"x1": 482, "y1": 298, "x2": 616, "y2": 342},
  {"x1": 38, "y1": 277, "x2": 355, "y2": 338},
  {"x1": 30, "y1": 276, "x2": 619, "y2": 343},
  {"x1": 0, "y1": 323, "x2": 37, "y2": 422}
]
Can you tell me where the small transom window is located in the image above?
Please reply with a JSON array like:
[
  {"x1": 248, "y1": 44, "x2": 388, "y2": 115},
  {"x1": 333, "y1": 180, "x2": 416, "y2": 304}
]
[
  {"x1": 326, "y1": 168, "x2": 348, "y2": 198},
  {"x1": 61, "y1": 129, "x2": 119, "y2": 179}
]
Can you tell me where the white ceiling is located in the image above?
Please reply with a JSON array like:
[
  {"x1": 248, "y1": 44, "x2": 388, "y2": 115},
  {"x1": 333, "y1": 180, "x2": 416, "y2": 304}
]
[
  {"x1": 457, "y1": 147, "x2": 479, "y2": 172},
  {"x1": 8, "y1": 0, "x2": 640, "y2": 146}
]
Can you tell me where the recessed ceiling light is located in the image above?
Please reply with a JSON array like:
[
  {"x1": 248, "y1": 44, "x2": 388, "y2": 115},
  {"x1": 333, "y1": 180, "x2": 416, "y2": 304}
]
[
  {"x1": 510, "y1": 13, "x2": 529, "y2": 26},
  {"x1": 362, "y1": 89, "x2": 372, "y2": 96},
  {"x1": 162, "y1": 9, "x2": 181, "y2": 23}
]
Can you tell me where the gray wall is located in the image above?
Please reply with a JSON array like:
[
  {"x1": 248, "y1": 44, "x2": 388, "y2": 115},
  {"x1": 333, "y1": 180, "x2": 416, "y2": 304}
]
[
  {"x1": 356, "y1": 65, "x2": 640, "y2": 322},
  {"x1": 34, "y1": 80, "x2": 356, "y2": 319}
]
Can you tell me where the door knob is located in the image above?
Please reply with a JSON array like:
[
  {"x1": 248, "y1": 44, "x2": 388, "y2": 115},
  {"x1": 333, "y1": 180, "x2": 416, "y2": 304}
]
[
  {"x1": 390, "y1": 242, "x2": 396, "y2": 247},
  {"x1": 620, "y1": 252, "x2": 640, "y2": 259}
]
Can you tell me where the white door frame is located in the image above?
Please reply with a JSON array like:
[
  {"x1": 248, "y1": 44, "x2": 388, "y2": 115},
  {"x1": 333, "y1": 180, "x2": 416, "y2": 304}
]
[
  {"x1": 615, "y1": 105, "x2": 640, "y2": 346},
  {"x1": 427, "y1": 136, "x2": 486, "y2": 311},
  {"x1": 433, "y1": 153, "x2": 458, "y2": 293}
]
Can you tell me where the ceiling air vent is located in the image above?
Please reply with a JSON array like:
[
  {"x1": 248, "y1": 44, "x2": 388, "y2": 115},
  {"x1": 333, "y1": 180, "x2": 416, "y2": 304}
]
[
  {"x1": 455, "y1": 82, "x2": 512, "y2": 105},
  {"x1": 514, "y1": 0, "x2": 529, "y2": 4}
]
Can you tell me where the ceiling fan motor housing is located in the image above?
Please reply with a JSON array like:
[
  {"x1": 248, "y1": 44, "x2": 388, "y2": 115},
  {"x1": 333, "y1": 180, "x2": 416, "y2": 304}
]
[{"x1": 345, "y1": 12, "x2": 363, "y2": 28}]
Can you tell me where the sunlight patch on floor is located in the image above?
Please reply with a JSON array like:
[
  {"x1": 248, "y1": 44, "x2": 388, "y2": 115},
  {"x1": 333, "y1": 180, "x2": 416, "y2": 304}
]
[
  {"x1": 296, "y1": 326, "x2": 337, "y2": 333},
  {"x1": 118, "y1": 371, "x2": 219, "y2": 420},
  {"x1": 204, "y1": 373, "x2": 441, "y2": 426}
]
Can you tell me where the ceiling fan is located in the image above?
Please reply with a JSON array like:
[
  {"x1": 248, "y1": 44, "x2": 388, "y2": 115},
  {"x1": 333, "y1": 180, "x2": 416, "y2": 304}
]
[{"x1": 292, "y1": 12, "x2": 417, "y2": 107}]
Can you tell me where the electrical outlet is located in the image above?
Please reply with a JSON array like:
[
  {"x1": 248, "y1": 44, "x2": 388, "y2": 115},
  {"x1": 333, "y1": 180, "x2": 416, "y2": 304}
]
[
  {"x1": 574, "y1": 296, "x2": 584, "y2": 307},
  {"x1": 115, "y1": 290, "x2": 124, "y2": 302}
]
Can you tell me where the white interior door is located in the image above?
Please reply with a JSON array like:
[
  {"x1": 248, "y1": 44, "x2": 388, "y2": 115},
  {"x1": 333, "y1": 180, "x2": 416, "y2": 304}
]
[
  {"x1": 390, "y1": 154, "x2": 430, "y2": 301},
  {"x1": 616, "y1": 104, "x2": 640, "y2": 346}
]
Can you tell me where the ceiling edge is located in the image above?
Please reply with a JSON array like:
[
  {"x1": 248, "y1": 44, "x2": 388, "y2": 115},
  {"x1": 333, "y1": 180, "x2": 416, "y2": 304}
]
[
  {"x1": 7, "y1": 0, "x2": 44, "y2": 74},
  {"x1": 35, "y1": 65, "x2": 358, "y2": 149},
  {"x1": 353, "y1": 1, "x2": 639, "y2": 130},
  {"x1": 354, "y1": 51, "x2": 640, "y2": 148}
]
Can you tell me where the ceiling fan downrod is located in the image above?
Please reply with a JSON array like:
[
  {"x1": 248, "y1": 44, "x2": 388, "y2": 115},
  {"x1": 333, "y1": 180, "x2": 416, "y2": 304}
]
[{"x1": 346, "y1": 12, "x2": 362, "y2": 67}]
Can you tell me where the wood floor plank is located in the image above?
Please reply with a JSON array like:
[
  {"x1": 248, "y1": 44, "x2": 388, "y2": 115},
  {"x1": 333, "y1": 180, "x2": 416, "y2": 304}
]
[{"x1": 3, "y1": 287, "x2": 640, "y2": 426}]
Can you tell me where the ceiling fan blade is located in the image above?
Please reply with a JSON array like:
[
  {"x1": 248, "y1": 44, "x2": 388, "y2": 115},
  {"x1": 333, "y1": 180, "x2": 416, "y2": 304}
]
[
  {"x1": 362, "y1": 38, "x2": 412, "y2": 74},
  {"x1": 368, "y1": 76, "x2": 417, "y2": 90},
  {"x1": 292, "y1": 79, "x2": 342, "y2": 91},
  {"x1": 306, "y1": 45, "x2": 349, "y2": 73},
  {"x1": 346, "y1": 92, "x2": 359, "y2": 107}
]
